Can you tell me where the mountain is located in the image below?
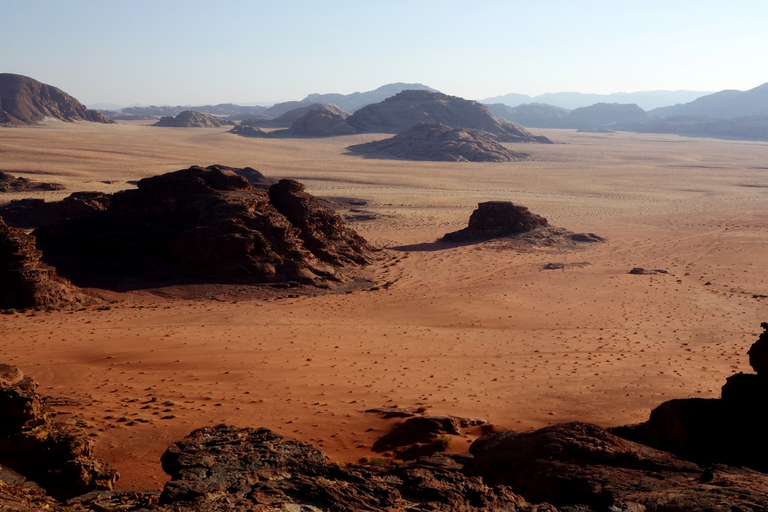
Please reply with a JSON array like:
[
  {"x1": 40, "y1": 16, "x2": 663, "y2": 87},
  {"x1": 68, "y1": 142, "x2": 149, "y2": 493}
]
[
  {"x1": 625, "y1": 115, "x2": 768, "y2": 140},
  {"x1": 567, "y1": 103, "x2": 647, "y2": 127},
  {"x1": 487, "y1": 103, "x2": 570, "y2": 128},
  {"x1": 121, "y1": 104, "x2": 268, "y2": 120},
  {"x1": 152, "y1": 110, "x2": 233, "y2": 128},
  {"x1": 0, "y1": 73, "x2": 114, "y2": 126},
  {"x1": 303, "y1": 83, "x2": 439, "y2": 112},
  {"x1": 347, "y1": 90, "x2": 551, "y2": 143},
  {"x1": 482, "y1": 90, "x2": 711, "y2": 111},
  {"x1": 649, "y1": 83, "x2": 768, "y2": 118}
]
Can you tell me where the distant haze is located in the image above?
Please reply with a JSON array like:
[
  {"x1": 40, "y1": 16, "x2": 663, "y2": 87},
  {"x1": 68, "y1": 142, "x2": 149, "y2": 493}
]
[{"x1": 3, "y1": 1, "x2": 767, "y2": 106}]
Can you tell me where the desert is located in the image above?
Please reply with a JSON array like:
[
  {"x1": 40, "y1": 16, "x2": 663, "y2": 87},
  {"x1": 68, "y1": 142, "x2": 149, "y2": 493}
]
[{"x1": 1, "y1": 116, "x2": 768, "y2": 506}]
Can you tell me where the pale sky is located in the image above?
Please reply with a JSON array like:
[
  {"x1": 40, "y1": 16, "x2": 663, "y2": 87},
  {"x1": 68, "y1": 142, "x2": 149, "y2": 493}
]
[{"x1": 3, "y1": 0, "x2": 766, "y2": 106}]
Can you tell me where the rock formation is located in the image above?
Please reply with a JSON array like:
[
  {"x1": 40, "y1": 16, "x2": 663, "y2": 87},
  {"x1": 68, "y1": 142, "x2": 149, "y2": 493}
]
[
  {"x1": 348, "y1": 122, "x2": 530, "y2": 162},
  {"x1": 0, "y1": 73, "x2": 113, "y2": 126},
  {"x1": 0, "y1": 171, "x2": 65, "y2": 192},
  {"x1": 228, "y1": 124, "x2": 269, "y2": 137},
  {"x1": 0, "y1": 364, "x2": 118, "y2": 499},
  {"x1": 0, "y1": 192, "x2": 110, "y2": 229},
  {"x1": 0, "y1": 217, "x2": 82, "y2": 310},
  {"x1": 157, "y1": 424, "x2": 550, "y2": 511},
  {"x1": 285, "y1": 104, "x2": 357, "y2": 136},
  {"x1": 464, "y1": 421, "x2": 768, "y2": 511},
  {"x1": 347, "y1": 90, "x2": 552, "y2": 143},
  {"x1": 32, "y1": 166, "x2": 373, "y2": 289},
  {"x1": 613, "y1": 322, "x2": 768, "y2": 473},
  {"x1": 443, "y1": 201, "x2": 549, "y2": 241},
  {"x1": 152, "y1": 110, "x2": 233, "y2": 128}
]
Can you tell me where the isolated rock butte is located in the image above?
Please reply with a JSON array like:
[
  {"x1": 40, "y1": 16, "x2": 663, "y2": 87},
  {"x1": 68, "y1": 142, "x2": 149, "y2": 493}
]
[
  {"x1": 443, "y1": 201, "x2": 549, "y2": 241},
  {"x1": 152, "y1": 110, "x2": 233, "y2": 128},
  {"x1": 348, "y1": 122, "x2": 530, "y2": 162},
  {"x1": 286, "y1": 104, "x2": 357, "y2": 136},
  {"x1": 614, "y1": 322, "x2": 768, "y2": 472},
  {"x1": 0, "y1": 171, "x2": 65, "y2": 192},
  {"x1": 347, "y1": 90, "x2": 552, "y2": 143},
  {"x1": 0, "y1": 217, "x2": 82, "y2": 309},
  {"x1": 0, "y1": 73, "x2": 113, "y2": 126},
  {"x1": 32, "y1": 166, "x2": 373, "y2": 289},
  {"x1": 0, "y1": 364, "x2": 118, "y2": 499}
]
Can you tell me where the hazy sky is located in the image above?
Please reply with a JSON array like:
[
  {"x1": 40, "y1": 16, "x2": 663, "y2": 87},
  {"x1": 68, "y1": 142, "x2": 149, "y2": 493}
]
[{"x1": 4, "y1": 0, "x2": 766, "y2": 106}]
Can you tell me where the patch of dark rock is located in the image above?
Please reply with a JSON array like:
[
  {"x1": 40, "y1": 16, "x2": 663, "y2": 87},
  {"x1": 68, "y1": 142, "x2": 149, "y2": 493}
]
[
  {"x1": 443, "y1": 201, "x2": 549, "y2": 241},
  {"x1": 0, "y1": 171, "x2": 65, "y2": 192},
  {"x1": 628, "y1": 267, "x2": 668, "y2": 275},
  {"x1": 228, "y1": 124, "x2": 269, "y2": 137},
  {"x1": 613, "y1": 322, "x2": 768, "y2": 473},
  {"x1": 348, "y1": 122, "x2": 530, "y2": 162},
  {"x1": 0, "y1": 364, "x2": 117, "y2": 499},
  {"x1": 0, "y1": 192, "x2": 109, "y2": 229},
  {"x1": 543, "y1": 262, "x2": 590, "y2": 270},
  {"x1": 465, "y1": 421, "x2": 768, "y2": 511},
  {"x1": 373, "y1": 416, "x2": 462, "y2": 452},
  {"x1": 152, "y1": 110, "x2": 233, "y2": 128},
  {"x1": 30, "y1": 166, "x2": 372, "y2": 292},
  {"x1": 569, "y1": 232, "x2": 604, "y2": 243}
]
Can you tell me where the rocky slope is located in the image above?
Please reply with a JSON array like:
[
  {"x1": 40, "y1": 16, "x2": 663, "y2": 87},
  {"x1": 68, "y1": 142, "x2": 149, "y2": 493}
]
[
  {"x1": 152, "y1": 110, "x2": 233, "y2": 128},
  {"x1": 348, "y1": 122, "x2": 529, "y2": 162},
  {"x1": 0, "y1": 217, "x2": 83, "y2": 310},
  {"x1": 347, "y1": 90, "x2": 552, "y2": 143},
  {"x1": 31, "y1": 165, "x2": 373, "y2": 289},
  {"x1": 0, "y1": 73, "x2": 113, "y2": 126},
  {"x1": 0, "y1": 171, "x2": 65, "y2": 192}
]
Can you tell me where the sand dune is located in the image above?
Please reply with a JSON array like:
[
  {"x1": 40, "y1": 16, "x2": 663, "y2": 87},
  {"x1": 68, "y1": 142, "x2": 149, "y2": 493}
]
[{"x1": 1, "y1": 121, "x2": 767, "y2": 489}]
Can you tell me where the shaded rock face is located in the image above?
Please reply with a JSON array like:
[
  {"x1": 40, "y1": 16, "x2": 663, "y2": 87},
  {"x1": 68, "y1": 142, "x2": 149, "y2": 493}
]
[
  {"x1": 0, "y1": 364, "x2": 118, "y2": 500},
  {"x1": 32, "y1": 166, "x2": 372, "y2": 289},
  {"x1": 0, "y1": 73, "x2": 113, "y2": 126},
  {"x1": 614, "y1": 322, "x2": 768, "y2": 472},
  {"x1": 0, "y1": 217, "x2": 82, "y2": 309},
  {"x1": 443, "y1": 201, "x2": 549, "y2": 241},
  {"x1": 0, "y1": 172, "x2": 65, "y2": 192},
  {"x1": 465, "y1": 421, "x2": 768, "y2": 511},
  {"x1": 566, "y1": 102, "x2": 648, "y2": 128},
  {"x1": 287, "y1": 104, "x2": 357, "y2": 136},
  {"x1": 158, "y1": 424, "x2": 550, "y2": 511},
  {"x1": 0, "y1": 192, "x2": 109, "y2": 229},
  {"x1": 152, "y1": 110, "x2": 233, "y2": 127},
  {"x1": 348, "y1": 122, "x2": 530, "y2": 162},
  {"x1": 348, "y1": 90, "x2": 552, "y2": 143}
]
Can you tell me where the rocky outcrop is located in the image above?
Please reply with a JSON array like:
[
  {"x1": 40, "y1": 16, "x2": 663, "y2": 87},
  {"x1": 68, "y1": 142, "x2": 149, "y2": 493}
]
[
  {"x1": 614, "y1": 322, "x2": 768, "y2": 472},
  {"x1": 0, "y1": 172, "x2": 65, "y2": 192},
  {"x1": 152, "y1": 110, "x2": 233, "y2": 128},
  {"x1": 32, "y1": 166, "x2": 373, "y2": 289},
  {"x1": 443, "y1": 201, "x2": 549, "y2": 241},
  {"x1": 348, "y1": 122, "x2": 529, "y2": 162},
  {"x1": 0, "y1": 217, "x2": 83, "y2": 310},
  {"x1": 465, "y1": 421, "x2": 768, "y2": 511},
  {"x1": 0, "y1": 364, "x2": 118, "y2": 499},
  {"x1": 566, "y1": 102, "x2": 648, "y2": 128},
  {"x1": 0, "y1": 74, "x2": 113, "y2": 126},
  {"x1": 347, "y1": 90, "x2": 552, "y2": 143},
  {"x1": 228, "y1": 124, "x2": 269, "y2": 137},
  {"x1": 285, "y1": 104, "x2": 357, "y2": 136},
  {"x1": 158, "y1": 424, "x2": 551, "y2": 511},
  {"x1": 0, "y1": 192, "x2": 109, "y2": 229}
]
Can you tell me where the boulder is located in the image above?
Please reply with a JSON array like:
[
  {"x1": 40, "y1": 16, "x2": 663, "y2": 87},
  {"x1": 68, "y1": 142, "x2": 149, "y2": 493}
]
[
  {"x1": 0, "y1": 172, "x2": 65, "y2": 193},
  {"x1": 465, "y1": 421, "x2": 768, "y2": 511},
  {"x1": 372, "y1": 415, "x2": 462, "y2": 452},
  {"x1": 443, "y1": 201, "x2": 549, "y2": 241},
  {"x1": 348, "y1": 122, "x2": 529, "y2": 162}
]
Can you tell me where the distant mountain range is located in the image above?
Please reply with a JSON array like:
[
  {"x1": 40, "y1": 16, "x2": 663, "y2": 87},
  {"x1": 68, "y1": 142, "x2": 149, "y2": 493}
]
[{"x1": 481, "y1": 90, "x2": 712, "y2": 111}]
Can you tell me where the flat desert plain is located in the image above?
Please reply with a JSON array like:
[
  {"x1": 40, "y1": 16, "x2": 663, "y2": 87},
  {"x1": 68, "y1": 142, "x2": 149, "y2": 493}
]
[{"x1": 1, "y1": 121, "x2": 767, "y2": 490}]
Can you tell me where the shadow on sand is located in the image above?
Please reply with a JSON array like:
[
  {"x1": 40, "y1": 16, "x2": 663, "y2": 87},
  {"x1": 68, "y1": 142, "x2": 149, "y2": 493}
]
[{"x1": 389, "y1": 239, "x2": 484, "y2": 252}]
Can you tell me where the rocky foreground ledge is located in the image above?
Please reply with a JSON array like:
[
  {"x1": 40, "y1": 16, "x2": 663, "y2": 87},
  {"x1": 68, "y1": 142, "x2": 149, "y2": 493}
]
[{"x1": 3, "y1": 324, "x2": 768, "y2": 511}]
